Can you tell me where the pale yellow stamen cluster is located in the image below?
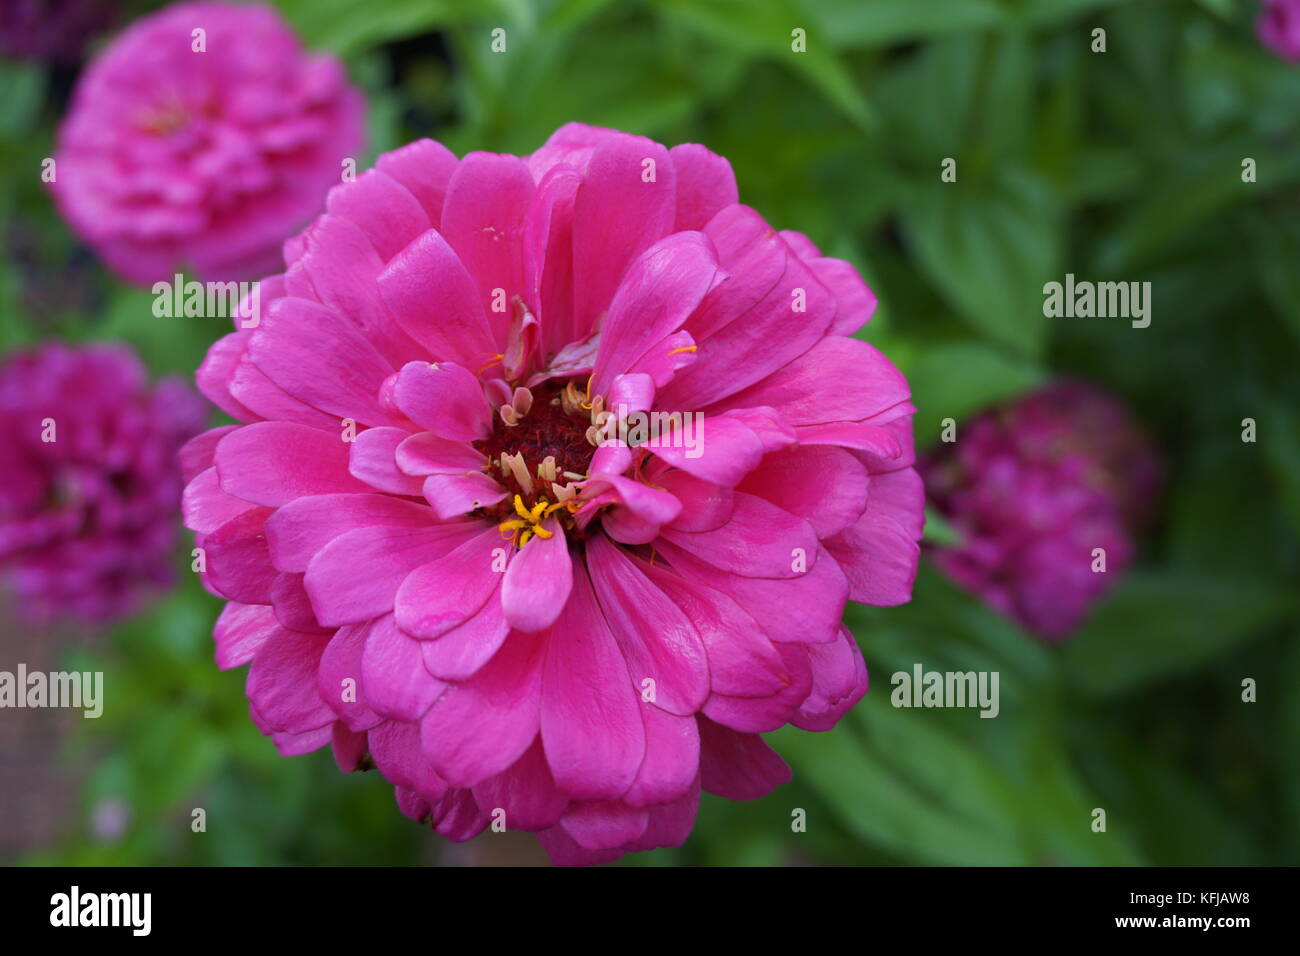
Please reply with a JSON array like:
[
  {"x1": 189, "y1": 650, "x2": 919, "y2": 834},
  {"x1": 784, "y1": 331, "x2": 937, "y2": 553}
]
[{"x1": 499, "y1": 386, "x2": 534, "y2": 427}]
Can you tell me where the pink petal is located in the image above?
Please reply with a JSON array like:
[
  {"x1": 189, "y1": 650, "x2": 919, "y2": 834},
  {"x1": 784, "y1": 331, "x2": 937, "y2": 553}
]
[
  {"x1": 305, "y1": 522, "x2": 480, "y2": 626},
  {"x1": 317, "y1": 623, "x2": 382, "y2": 731},
  {"x1": 361, "y1": 613, "x2": 448, "y2": 721},
  {"x1": 245, "y1": 627, "x2": 334, "y2": 734},
  {"x1": 348, "y1": 426, "x2": 426, "y2": 496},
  {"x1": 623, "y1": 707, "x2": 700, "y2": 808},
  {"x1": 249, "y1": 296, "x2": 395, "y2": 426},
  {"x1": 420, "y1": 630, "x2": 546, "y2": 787},
  {"x1": 440, "y1": 152, "x2": 535, "y2": 326},
  {"x1": 395, "y1": 431, "x2": 486, "y2": 476},
  {"x1": 560, "y1": 801, "x2": 650, "y2": 850},
  {"x1": 183, "y1": 466, "x2": 255, "y2": 534},
  {"x1": 213, "y1": 602, "x2": 279, "y2": 669},
  {"x1": 659, "y1": 541, "x2": 848, "y2": 646},
  {"x1": 586, "y1": 535, "x2": 708, "y2": 715},
  {"x1": 375, "y1": 138, "x2": 459, "y2": 225},
  {"x1": 809, "y1": 256, "x2": 877, "y2": 336},
  {"x1": 501, "y1": 519, "x2": 573, "y2": 633},
  {"x1": 265, "y1": 493, "x2": 433, "y2": 572},
  {"x1": 642, "y1": 564, "x2": 787, "y2": 698},
  {"x1": 393, "y1": 361, "x2": 490, "y2": 441},
  {"x1": 204, "y1": 506, "x2": 276, "y2": 605},
  {"x1": 702, "y1": 643, "x2": 813, "y2": 733},
  {"x1": 471, "y1": 739, "x2": 571, "y2": 831},
  {"x1": 572, "y1": 133, "x2": 677, "y2": 335},
  {"x1": 658, "y1": 491, "x2": 818, "y2": 579},
  {"x1": 590, "y1": 231, "x2": 721, "y2": 395},
  {"x1": 377, "y1": 229, "x2": 500, "y2": 369},
  {"x1": 369, "y1": 720, "x2": 449, "y2": 804},
  {"x1": 669, "y1": 143, "x2": 738, "y2": 232},
  {"x1": 697, "y1": 717, "x2": 792, "y2": 800},
  {"x1": 422, "y1": 471, "x2": 507, "y2": 520},
  {"x1": 419, "y1": 587, "x2": 511, "y2": 681},
  {"x1": 180, "y1": 425, "x2": 237, "y2": 483},
  {"x1": 540, "y1": 564, "x2": 645, "y2": 801},
  {"x1": 325, "y1": 168, "x2": 430, "y2": 261},
  {"x1": 793, "y1": 625, "x2": 868, "y2": 732},
  {"x1": 393, "y1": 525, "x2": 507, "y2": 638},
  {"x1": 708, "y1": 336, "x2": 910, "y2": 426},
  {"x1": 215, "y1": 422, "x2": 369, "y2": 507},
  {"x1": 737, "y1": 445, "x2": 869, "y2": 538}
]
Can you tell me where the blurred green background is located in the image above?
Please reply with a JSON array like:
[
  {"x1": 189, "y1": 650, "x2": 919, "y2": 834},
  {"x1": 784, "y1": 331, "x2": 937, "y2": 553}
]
[{"x1": 2, "y1": 0, "x2": 1298, "y2": 866}]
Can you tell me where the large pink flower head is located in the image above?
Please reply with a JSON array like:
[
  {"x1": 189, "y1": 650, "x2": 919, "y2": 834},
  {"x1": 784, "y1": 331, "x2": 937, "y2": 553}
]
[
  {"x1": 49, "y1": 1, "x2": 364, "y2": 286},
  {"x1": 1259, "y1": 0, "x2": 1300, "y2": 62},
  {"x1": 920, "y1": 381, "x2": 1161, "y2": 642},
  {"x1": 0, "y1": 343, "x2": 206, "y2": 625},
  {"x1": 184, "y1": 123, "x2": 923, "y2": 865}
]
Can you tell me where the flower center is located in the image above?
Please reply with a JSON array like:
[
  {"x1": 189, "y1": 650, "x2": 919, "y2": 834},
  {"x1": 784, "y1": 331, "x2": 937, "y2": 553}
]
[{"x1": 474, "y1": 378, "x2": 598, "y2": 544}]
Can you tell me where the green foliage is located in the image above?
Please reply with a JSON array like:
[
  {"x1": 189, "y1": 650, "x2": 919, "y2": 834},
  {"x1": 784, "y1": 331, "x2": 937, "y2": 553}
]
[{"x1": 1, "y1": 0, "x2": 1296, "y2": 867}]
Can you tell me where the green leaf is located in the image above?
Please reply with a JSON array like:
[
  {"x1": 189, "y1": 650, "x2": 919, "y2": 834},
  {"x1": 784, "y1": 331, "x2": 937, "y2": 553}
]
[
  {"x1": 799, "y1": 0, "x2": 1004, "y2": 47},
  {"x1": 651, "y1": 0, "x2": 873, "y2": 128},
  {"x1": 906, "y1": 339, "x2": 1044, "y2": 445},
  {"x1": 273, "y1": 0, "x2": 531, "y2": 56},
  {"x1": 1062, "y1": 570, "x2": 1299, "y2": 697},
  {"x1": 922, "y1": 505, "x2": 961, "y2": 546},
  {"x1": 1252, "y1": 212, "x2": 1300, "y2": 349},
  {"x1": 774, "y1": 694, "x2": 1034, "y2": 865},
  {"x1": 901, "y1": 167, "x2": 1061, "y2": 357}
]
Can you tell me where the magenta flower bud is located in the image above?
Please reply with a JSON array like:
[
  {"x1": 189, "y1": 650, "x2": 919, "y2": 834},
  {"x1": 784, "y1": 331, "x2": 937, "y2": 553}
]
[
  {"x1": 49, "y1": 2, "x2": 365, "y2": 286},
  {"x1": 0, "y1": 343, "x2": 206, "y2": 626},
  {"x1": 183, "y1": 124, "x2": 924, "y2": 865},
  {"x1": 921, "y1": 381, "x2": 1161, "y2": 642}
]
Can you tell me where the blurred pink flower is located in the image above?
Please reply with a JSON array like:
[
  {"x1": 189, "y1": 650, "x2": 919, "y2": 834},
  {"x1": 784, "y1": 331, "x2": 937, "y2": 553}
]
[
  {"x1": 1259, "y1": 0, "x2": 1300, "y2": 62},
  {"x1": 49, "y1": 1, "x2": 364, "y2": 286},
  {"x1": 0, "y1": 343, "x2": 206, "y2": 626},
  {"x1": 921, "y1": 381, "x2": 1161, "y2": 641},
  {"x1": 183, "y1": 123, "x2": 922, "y2": 865}
]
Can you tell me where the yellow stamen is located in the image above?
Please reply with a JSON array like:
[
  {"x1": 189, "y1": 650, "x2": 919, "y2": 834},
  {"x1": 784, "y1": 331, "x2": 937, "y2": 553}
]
[
  {"x1": 477, "y1": 353, "x2": 506, "y2": 374},
  {"x1": 669, "y1": 344, "x2": 698, "y2": 355},
  {"x1": 500, "y1": 495, "x2": 557, "y2": 548}
]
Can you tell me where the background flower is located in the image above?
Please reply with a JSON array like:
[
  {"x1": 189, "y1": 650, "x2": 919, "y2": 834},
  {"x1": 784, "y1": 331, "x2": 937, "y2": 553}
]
[
  {"x1": 0, "y1": 342, "x2": 205, "y2": 625},
  {"x1": 1259, "y1": 0, "x2": 1300, "y2": 62},
  {"x1": 920, "y1": 381, "x2": 1161, "y2": 641},
  {"x1": 48, "y1": 1, "x2": 364, "y2": 285}
]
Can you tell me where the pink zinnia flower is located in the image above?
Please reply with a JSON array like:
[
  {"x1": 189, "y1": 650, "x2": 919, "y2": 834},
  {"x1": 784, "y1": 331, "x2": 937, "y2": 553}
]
[
  {"x1": 0, "y1": 343, "x2": 206, "y2": 625},
  {"x1": 1259, "y1": 0, "x2": 1300, "y2": 62},
  {"x1": 920, "y1": 381, "x2": 1161, "y2": 641},
  {"x1": 184, "y1": 123, "x2": 922, "y2": 865},
  {"x1": 49, "y1": 1, "x2": 364, "y2": 285}
]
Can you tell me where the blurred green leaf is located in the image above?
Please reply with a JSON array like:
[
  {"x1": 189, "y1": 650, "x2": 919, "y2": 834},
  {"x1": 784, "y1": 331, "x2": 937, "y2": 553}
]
[
  {"x1": 652, "y1": 0, "x2": 874, "y2": 127},
  {"x1": 775, "y1": 695, "x2": 1034, "y2": 865},
  {"x1": 1062, "y1": 571, "x2": 1298, "y2": 697},
  {"x1": 902, "y1": 167, "x2": 1060, "y2": 357},
  {"x1": 800, "y1": 0, "x2": 1003, "y2": 47},
  {"x1": 907, "y1": 339, "x2": 1044, "y2": 444},
  {"x1": 274, "y1": 0, "x2": 531, "y2": 56}
]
